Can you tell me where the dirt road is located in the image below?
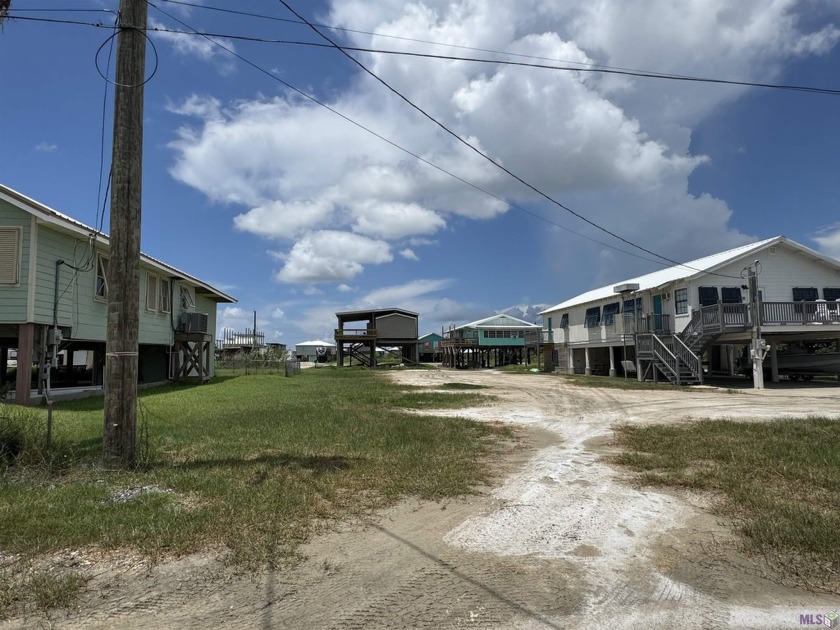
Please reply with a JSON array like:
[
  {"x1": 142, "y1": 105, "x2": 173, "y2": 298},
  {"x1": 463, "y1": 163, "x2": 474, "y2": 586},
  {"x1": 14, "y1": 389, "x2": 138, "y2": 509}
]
[{"x1": 11, "y1": 371, "x2": 840, "y2": 629}]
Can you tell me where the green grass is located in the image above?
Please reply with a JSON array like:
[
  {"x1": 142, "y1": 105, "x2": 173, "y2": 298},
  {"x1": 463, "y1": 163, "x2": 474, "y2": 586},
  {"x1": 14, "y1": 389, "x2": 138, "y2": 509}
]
[
  {"x1": 440, "y1": 383, "x2": 487, "y2": 390},
  {"x1": 392, "y1": 391, "x2": 494, "y2": 409},
  {"x1": 0, "y1": 368, "x2": 512, "y2": 617},
  {"x1": 0, "y1": 566, "x2": 88, "y2": 618},
  {"x1": 614, "y1": 418, "x2": 840, "y2": 591}
]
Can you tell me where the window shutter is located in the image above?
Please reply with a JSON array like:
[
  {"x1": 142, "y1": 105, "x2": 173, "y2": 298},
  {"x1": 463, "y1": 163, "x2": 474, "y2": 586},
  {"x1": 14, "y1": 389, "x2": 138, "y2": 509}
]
[
  {"x1": 0, "y1": 228, "x2": 21, "y2": 285},
  {"x1": 792, "y1": 287, "x2": 818, "y2": 301},
  {"x1": 698, "y1": 286, "x2": 719, "y2": 307},
  {"x1": 721, "y1": 287, "x2": 743, "y2": 304},
  {"x1": 822, "y1": 288, "x2": 840, "y2": 301}
]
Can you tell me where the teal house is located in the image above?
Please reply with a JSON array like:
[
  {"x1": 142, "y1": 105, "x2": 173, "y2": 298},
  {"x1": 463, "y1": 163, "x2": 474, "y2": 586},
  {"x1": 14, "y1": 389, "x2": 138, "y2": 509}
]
[
  {"x1": 418, "y1": 332, "x2": 443, "y2": 362},
  {"x1": 0, "y1": 184, "x2": 236, "y2": 404},
  {"x1": 441, "y1": 314, "x2": 541, "y2": 368}
]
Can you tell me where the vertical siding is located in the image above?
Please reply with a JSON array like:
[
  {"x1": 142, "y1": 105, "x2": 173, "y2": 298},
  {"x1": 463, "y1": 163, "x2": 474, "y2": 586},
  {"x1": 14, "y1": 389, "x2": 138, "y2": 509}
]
[{"x1": 0, "y1": 200, "x2": 32, "y2": 322}]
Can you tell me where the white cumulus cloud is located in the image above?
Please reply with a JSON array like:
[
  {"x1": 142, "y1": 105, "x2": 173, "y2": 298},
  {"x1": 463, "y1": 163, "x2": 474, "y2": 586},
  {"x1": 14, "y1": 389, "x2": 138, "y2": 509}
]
[
  {"x1": 274, "y1": 231, "x2": 392, "y2": 283},
  {"x1": 166, "y1": 0, "x2": 840, "y2": 284},
  {"x1": 813, "y1": 225, "x2": 840, "y2": 261}
]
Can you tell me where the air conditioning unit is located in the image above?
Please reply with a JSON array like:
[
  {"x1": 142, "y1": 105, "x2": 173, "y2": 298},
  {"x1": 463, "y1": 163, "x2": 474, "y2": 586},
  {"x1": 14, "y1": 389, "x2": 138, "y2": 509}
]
[{"x1": 179, "y1": 312, "x2": 208, "y2": 333}]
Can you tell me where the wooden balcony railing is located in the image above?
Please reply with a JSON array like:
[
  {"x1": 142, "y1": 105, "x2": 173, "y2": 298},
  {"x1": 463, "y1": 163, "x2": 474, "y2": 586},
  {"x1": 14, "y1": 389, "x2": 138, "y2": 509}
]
[
  {"x1": 761, "y1": 301, "x2": 840, "y2": 325},
  {"x1": 335, "y1": 328, "x2": 377, "y2": 337}
]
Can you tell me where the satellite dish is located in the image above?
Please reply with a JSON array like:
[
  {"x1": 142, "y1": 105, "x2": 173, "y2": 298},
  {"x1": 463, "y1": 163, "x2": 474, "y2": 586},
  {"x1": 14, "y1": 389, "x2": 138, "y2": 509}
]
[{"x1": 316, "y1": 346, "x2": 327, "y2": 356}]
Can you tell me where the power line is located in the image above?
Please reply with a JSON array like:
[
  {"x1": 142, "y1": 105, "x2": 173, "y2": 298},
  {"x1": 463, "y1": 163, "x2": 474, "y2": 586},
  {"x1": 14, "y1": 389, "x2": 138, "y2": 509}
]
[
  {"x1": 144, "y1": 2, "x2": 676, "y2": 270},
  {"x1": 151, "y1": 0, "x2": 840, "y2": 95},
  {"x1": 276, "y1": 0, "x2": 745, "y2": 278},
  {"x1": 9, "y1": 6, "x2": 746, "y2": 277},
  {"x1": 10, "y1": 11, "x2": 840, "y2": 97},
  {"x1": 9, "y1": 12, "x2": 840, "y2": 97}
]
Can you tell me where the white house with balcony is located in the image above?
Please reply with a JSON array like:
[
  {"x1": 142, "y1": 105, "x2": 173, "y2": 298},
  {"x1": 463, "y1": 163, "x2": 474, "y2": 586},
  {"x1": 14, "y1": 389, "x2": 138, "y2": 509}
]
[{"x1": 539, "y1": 236, "x2": 840, "y2": 387}]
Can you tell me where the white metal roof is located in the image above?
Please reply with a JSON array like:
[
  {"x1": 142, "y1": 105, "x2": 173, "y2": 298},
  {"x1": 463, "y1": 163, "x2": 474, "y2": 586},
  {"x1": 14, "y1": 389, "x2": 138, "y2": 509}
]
[
  {"x1": 455, "y1": 313, "x2": 541, "y2": 331},
  {"x1": 295, "y1": 340, "x2": 336, "y2": 348},
  {"x1": 539, "y1": 236, "x2": 810, "y2": 314}
]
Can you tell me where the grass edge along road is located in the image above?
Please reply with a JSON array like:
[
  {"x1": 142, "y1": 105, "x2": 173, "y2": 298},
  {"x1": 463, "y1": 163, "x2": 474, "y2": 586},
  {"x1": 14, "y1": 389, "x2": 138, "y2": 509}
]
[
  {"x1": 613, "y1": 417, "x2": 840, "y2": 594},
  {"x1": 0, "y1": 367, "x2": 510, "y2": 619}
]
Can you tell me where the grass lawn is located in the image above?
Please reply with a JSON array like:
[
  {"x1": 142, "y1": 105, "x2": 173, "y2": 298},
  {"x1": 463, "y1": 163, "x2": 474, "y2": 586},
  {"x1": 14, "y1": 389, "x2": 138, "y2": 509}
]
[
  {"x1": 614, "y1": 418, "x2": 840, "y2": 592},
  {"x1": 0, "y1": 367, "x2": 509, "y2": 617}
]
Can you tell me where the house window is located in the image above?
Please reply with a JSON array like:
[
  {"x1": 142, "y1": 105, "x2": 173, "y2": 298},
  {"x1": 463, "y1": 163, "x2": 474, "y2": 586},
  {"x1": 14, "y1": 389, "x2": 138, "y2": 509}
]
[
  {"x1": 602, "y1": 302, "x2": 620, "y2": 325},
  {"x1": 180, "y1": 286, "x2": 195, "y2": 309},
  {"x1": 698, "y1": 286, "x2": 719, "y2": 307},
  {"x1": 559, "y1": 313, "x2": 569, "y2": 328},
  {"x1": 674, "y1": 288, "x2": 688, "y2": 315},
  {"x1": 584, "y1": 306, "x2": 601, "y2": 328},
  {"x1": 547, "y1": 317, "x2": 552, "y2": 331},
  {"x1": 95, "y1": 253, "x2": 109, "y2": 300},
  {"x1": 159, "y1": 278, "x2": 171, "y2": 314},
  {"x1": 622, "y1": 298, "x2": 642, "y2": 313},
  {"x1": 0, "y1": 227, "x2": 22, "y2": 286},
  {"x1": 146, "y1": 273, "x2": 158, "y2": 311},
  {"x1": 721, "y1": 287, "x2": 743, "y2": 304}
]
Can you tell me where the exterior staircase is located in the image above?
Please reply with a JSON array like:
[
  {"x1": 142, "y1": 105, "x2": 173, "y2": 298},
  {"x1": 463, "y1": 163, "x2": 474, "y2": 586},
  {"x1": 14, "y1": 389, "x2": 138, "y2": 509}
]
[
  {"x1": 636, "y1": 331, "x2": 703, "y2": 385},
  {"x1": 346, "y1": 343, "x2": 374, "y2": 366},
  {"x1": 636, "y1": 303, "x2": 751, "y2": 385}
]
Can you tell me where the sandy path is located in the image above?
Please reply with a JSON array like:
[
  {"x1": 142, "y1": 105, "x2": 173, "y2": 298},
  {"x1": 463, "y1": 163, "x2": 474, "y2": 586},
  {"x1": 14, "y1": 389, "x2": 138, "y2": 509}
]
[
  {"x1": 8, "y1": 371, "x2": 840, "y2": 629},
  {"x1": 389, "y1": 370, "x2": 840, "y2": 629}
]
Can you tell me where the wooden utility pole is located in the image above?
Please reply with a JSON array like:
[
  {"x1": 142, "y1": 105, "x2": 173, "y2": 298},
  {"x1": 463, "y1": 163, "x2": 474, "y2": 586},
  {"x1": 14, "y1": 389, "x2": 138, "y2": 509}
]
[{"x1": 103, "y1": 0, "x2": 148, "y2": 465}]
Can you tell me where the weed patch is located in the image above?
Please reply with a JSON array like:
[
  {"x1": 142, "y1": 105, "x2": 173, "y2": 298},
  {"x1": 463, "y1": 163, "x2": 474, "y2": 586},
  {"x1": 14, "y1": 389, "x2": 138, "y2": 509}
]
[
  {"x1": 0, "y1": 369, "x2": 508, "y2": 575},
  {"x1": 0, "y1": 560, "x2": 88, "y2": 620},
  {"x1": 392, "y1": 391, "x2": 494, "y2": 409},
  {"x1": 614, "y1": 418, "x2": 840, "y2": 592}
]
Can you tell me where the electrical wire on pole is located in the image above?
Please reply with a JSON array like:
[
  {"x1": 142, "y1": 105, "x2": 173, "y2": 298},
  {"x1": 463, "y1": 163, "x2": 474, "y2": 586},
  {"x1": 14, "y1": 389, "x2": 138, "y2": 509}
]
[{"x1": 103, "y1": 0, "x2": 148, "y2": 466}]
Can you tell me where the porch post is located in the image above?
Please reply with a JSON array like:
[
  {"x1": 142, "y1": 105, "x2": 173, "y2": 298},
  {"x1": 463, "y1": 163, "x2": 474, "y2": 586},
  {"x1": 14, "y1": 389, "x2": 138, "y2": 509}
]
[
  {"x1": 15, "y1": 323, "x2": 35, "y2": 405},
  {"x1": 770, "y1": 344, "x2": 779, "y2": 383},
  {"x1": 608, "y1": 346, "x2": 616, "y2": 377},
  {"x1": 584, "y1": 347, "x2": 591, "y2": 376}
]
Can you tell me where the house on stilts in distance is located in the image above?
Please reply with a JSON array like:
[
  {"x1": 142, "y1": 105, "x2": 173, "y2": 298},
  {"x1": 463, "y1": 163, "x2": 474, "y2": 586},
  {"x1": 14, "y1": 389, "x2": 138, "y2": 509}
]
[{"x1": 441, "y1": 314, "x2": 541, "y2": 368}]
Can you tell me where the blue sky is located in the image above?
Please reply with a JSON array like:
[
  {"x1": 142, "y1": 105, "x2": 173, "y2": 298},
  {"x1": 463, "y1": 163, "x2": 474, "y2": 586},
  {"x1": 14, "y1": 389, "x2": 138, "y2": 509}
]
[{"x1": 2, "y1": 0, "x2": 840, "y2": 346}]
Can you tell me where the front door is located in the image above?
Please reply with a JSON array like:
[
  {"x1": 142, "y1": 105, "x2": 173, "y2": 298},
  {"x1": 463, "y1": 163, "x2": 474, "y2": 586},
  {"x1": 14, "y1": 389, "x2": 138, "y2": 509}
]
[{"x1": 652, "y1": 294, "x2": 664, "y2": 331}]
